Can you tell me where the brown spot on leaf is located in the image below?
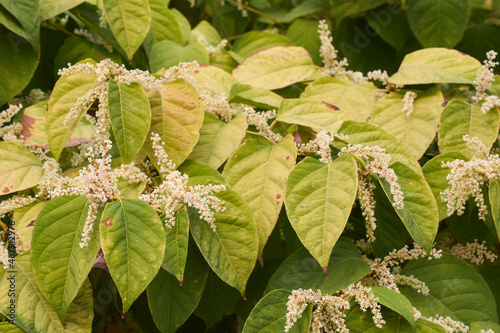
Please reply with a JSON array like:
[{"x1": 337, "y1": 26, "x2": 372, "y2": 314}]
[
  {"x1": 100, "y1": 217, "x2": 113, "y2": 227},
  {"x1": 322, "y1": 102, "x2": 339, "y2": 110},
  {"x1": 3, "y1": 187, "x2": 9, "y2": 193},
  {"x1": 276, "y1": 194, "x2": 281, "y2": 200},
  {"x1": 286, "y1": 156, "x2": 290, "y2": 160},
  {"x1": 27, "y1": 220, "x2": 35, "y2": 227}
]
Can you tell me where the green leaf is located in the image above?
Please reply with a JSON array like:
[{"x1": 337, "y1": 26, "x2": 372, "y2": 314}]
[
  {"x1": 22, "y1": 100, "x2": 96, "y2": 150},
  {"x1": 194, "y1": 270, "x2": 241, "y2": 328},
  {"x1": 232, "y1": 46, "x2": 319, "y2": 90},
  {"x1": 242, "y1": 289, "x2": 311, "y2": 333},
  {"x1": 148, "y1": 0, "x2": 181, "y2": 44},
  {"x1": 477, "y1": 265, "x2": 500, "y2": 320},
  {"x1": 366, "y1": 2, "x2": 412, "y2": 52},
  {"x1": 13, "y1": 200, "x2": 47, "y2": 247},
  {"x1": 0, "y1": 0, "x2": 39, "y2": 46},
  {"x1": 147, "y1": 243, "x2": 208, "y2": 333},
  {"x1": 285, "y1": 154, "x2": 358, "y2": 268},
  {"x1": 333, "y1": 0, "x2": 390, "y2": 25},
  {"x1": 423, "y1": 152, "x2": 468, "y2": 221},
  {"x1": 149, "y1": 40, "x2": 209, "y2": 72},
  {"x1": 301, "y1": 76, "x2": 376, "y2": 122},
  {"x1": 0, "y1": 322, "x2": 25, "y2": 333},
  {"x1": 188, "y1": 182, "x2": 257, "y2": 295},
  {"x1": 116, "y1": 178, "x2": 147, "y2": 199},
  {"x1": 277, "y1": 99, "x2": 352, "y2": 132},
  {"x1": 46, "y1": 72, "x2": 97, "y2": 160},
  {"x1": 192, "y1": 64, "x2": 235, "y2": 96},
  {"x1": 407, "y1": 0, "x2": 469, "y2": 48},
  {"x1": 31, "y1": 195, "x2": 99, "y2": 320},
  {"x1": 170, "y1": 8, "x2": 191, "y2": 46},
  {"x1": 53, "y1": 37, "x2": 121, "y2": 77},
  {"x1": 188, "y1": 113, "x2": 247, "y2": 170},
  {"x1": 0, "y1": 142, "x2": 44, "y2": 195},
  {"x1": 63, "y1": 279, "x2": 94, "y2": 333},
  {"x1": 370, "y1": 88, "x2": 444, "y2": 159},
  {"x1": 0, "y1": 32, "x2": 39, "y2": 106},
  {"x1": 146, "y1": 79, "x2": 204, "y2": 167},
  {"x1": 470, "y1": 321, "x2": 500, "y2": 333},
  {"x1": 39, "y1": 0, "x2": 85, "y2": 20},
  {"x1": 229, "y1": 83, "x2": 283, "y2": 109},
  {"x1": 370, "y1": 286, "x2": 415, "y2": 326},
  {"x1": 103, "y1": 0, "x2": 151, "y2": 60},
  {"x1": 489, "y1": 181, "x2": 500, "y2": 241},
  {"x1": 223, "y1": 136, "x2": 297, "y2": 255},
  {"x1": 378, "y1": 162, "x2": 439, "y2": 253},
  {"x1": 162, "y1": 209, "x2": 189, "y2": 282},
  {"x1": 400, "y1": 254, "x2": 498, "y2": 324},
  {"x1": 108, "y1": 79, "x2": 151, "y2": 164},
  {"x1": 336, "y1": 120, "x2": 422, "y2": 174},
  {"x1": 390, "y1": 48, "x2": 482, "y2": 85},
  {"x1": 0, "y1": 253, "x2": 93, "y2": 332},
  {"x1": 100, "y1": 198, "x2": 165, "y2": 312},
  {"x1": 456, "y1": 23, "x2": 500, "y2": 61},
  {"x1": 286, "y1": 19, "x2": 322, "y2": 65},
  {"x1": 191, "y1": 20, "x2": 223, "y2": 46},
  {"x1": 438, "y1": 99, "x2": 499, "y2": 159},
  {"x1": 232, "y1": 31, "x2": 293, "y2": 59},
  {"x1": 265, "y1": 239, "x2": 370, "y2": 294}
]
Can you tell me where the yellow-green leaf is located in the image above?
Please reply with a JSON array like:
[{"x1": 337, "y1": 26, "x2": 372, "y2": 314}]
[
  {"x1": 370, "y1": 88, "x2": 444, "y2": 159},
  {"x1": 232, "y1": 46, "x2": 319, "y2": 90}
]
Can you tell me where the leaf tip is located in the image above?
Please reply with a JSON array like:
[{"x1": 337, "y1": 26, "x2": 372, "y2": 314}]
[{"x1": 322, "y1": 266, "x2": 328, "y2": 277}]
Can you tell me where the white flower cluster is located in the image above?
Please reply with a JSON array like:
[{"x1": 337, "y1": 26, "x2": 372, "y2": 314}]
[
  {"x1": 339, "y1": 144, "x2": 404, "y2": 242},
  {"x1": 450, "y1": 240, "x2": 497, "y2": 265},
  {"x1": 198, "y1": 35, "x2": 228, "y2": 56},
  {"x1": 423, "y1": 315, "x2": 469, "y2": 333},
  {"x1": 0, "y1": 196, "x2": 38, "y2": 220},
  {"x1": 481, "y1": 95, "x2": 500, "y2": 114},
  {"x1": 0, "y1": 104, "x2": 22, "y2": 128},
  {"x1": 74, "y1": 28, "x2": 113, "y2": 53},
  {"x1": 285, "y1": 283, "x2": 384, "y2": 333},
  {"x1": 297, "y1": 130, "x2": 349, "y2": 163},
  {"x1": 59, "y1": 59, "x2": 199, "y2": 146},
  {"x1": 362, "y1": 243, "x2": 442, "y2": 294},
  {"x1": 8, "y1": 89, "x2": 49, "y2": 106},
  {"x1": 472, "y1": 50, "x2": 498, "y2": 105},
  {"x1": 139, "y1": 134, "x2": 226, "y2": 230},
  {"x1": 197, "y1": 85, "x2": 235, "y2": 121},
  {"x1": 441, "y1": 135, "x2": 499, "y2": 220},
  {"x1": 318, "y1": 20, "x2": 348, "y2": 77},
  {"x1": 241, "y1": 106, "x2": 282, "y2": 144},
  {"x1": 0, "y1": 230, "x2": 28, "y2": 269},
  {"x1": 401, "y1": 91, "x2": 417, "y2": 118}
]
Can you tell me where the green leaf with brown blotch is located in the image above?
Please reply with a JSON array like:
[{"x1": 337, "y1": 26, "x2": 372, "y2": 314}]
[
  {"x1": 0, "y1": 142, "x2": 44, "y2": 195},
  {"x1": 146, "y1": 79, "x2": 204, "y2": 168},
  {"x1": 301, "y1": 76, "x2": 376, "y2": 122},
  {"x1": 284, "y1": 154, "x2": 358, "y2": 268}
]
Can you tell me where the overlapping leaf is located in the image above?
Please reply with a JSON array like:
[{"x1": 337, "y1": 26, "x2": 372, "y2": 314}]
[
  {"x1": 232, "y1": 46, "x2": 319, "y2": 90},
  {"x1": 0, "y1": 142, "x2": 44, "y2": 195},
  {"x1": 438, "y1": 99, "x2": 499, "y2": 159},
  {"x1": 162, "y1": 209, "x2": 189, "y2": 282},
  {"x1": 188, "y1": 113, "x2": 247, "y2": 170},
  {"x1": 46, "y1": 71, "x2": 97, "y2": 160},
  {"x1": 103, "y1": 0, "x2": 151, "y2": 60},
  {"x1": 223, "y1": 136, "x2": 297, "y2": 255},
  {"x1": 108, "y1": 79, "x2": 151, "y2": 163},
  {"x1": 301, "y1": 76, "x2": 376, "y2": 122},
  {"x1": 100, "y1": 199, "x2": 165, "y2": 312},
  {"x1": 31, "y1": 195, "x2": 99, "y2": 320},
  {"x1": 285, "y1": 154, "x2": 358, "y2": 268},
  {"x1": 370, "y1": 88, "x2": 444, "y2": 159},
  {"x1": 146, "y1": 79, "x2": 204, "y2": 167}
]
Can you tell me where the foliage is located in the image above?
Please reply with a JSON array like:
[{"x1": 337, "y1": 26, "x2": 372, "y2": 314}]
[{"x1": 0, "y1": 0, "x2": 500, "y2": 332}]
